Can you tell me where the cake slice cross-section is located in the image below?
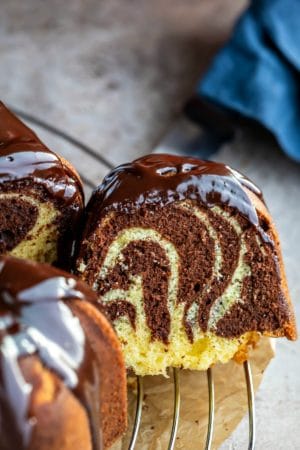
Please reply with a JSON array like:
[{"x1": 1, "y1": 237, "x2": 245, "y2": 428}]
[
  {"x1": 76, "y1": 154, "x2": 296, "y2": 376},
  {"x1": 0, "y1": 102, "x2": 84, "y2": 268}
]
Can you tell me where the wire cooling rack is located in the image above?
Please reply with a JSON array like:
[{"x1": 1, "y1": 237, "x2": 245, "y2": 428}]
[
  {"x1": 12, "y1": 107, "x2": 256, "y2": 450},
  {"x1": 127, "y1": 363, "x2": 255, "y2": 450}
]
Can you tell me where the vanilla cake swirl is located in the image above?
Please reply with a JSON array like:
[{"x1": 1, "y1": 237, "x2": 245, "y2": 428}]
[{"x1": 77, "y1": 154, "x2": 296, "y2": 375}]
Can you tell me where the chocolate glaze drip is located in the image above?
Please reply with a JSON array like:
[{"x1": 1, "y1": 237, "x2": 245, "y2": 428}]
[
  {"x1": 0, "y1": 102, "x2": 83, "y2": 204},
  {"x1": 88, "y1": 154, "x2": 264, "y2": 227},
  {"x1": 0, "y1": 257, "x2": 102, "y2": 450}
]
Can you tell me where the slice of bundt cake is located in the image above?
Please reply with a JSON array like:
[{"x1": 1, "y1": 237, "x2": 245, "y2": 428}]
[
  {"x1": 76, "y1": 154, "x2": 296, "y2": 376},
  {"x1": 0, "y1": 256, "x2": 127, "y2": 450},
  {"x1": 0, "y1": 102, "x2": 84, "y2": 268}
]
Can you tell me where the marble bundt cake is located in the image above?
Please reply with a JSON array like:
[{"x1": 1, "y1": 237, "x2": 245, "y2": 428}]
[
  {"x1": 0, "y1": 102, "x2": 84, "y2": 268},
  {"x1": 77, "y1": 154, "x2": 296, "y2": 376},
  {"x1": 0, "y1": 256, "x2": 127, "y2": 450}
]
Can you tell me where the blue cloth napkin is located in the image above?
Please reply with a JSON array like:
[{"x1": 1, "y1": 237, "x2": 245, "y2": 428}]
[{"x1": 198, "y1": 0, "x2": 300, "y2": 162}]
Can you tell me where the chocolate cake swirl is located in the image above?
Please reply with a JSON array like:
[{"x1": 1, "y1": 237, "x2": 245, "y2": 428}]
[
  {"x1": 0, "y1": 256, "x2": 127, "y2": 450},
  {"x1": 77, "y1": 154, "x2": 296, "y2": 376},
  {"x1": 0, "y1": 102, "x2": 84, "y2": 268}
]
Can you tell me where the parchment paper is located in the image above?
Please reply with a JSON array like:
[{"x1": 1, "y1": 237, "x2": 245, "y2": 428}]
[{"x1": 112, "y1": 338, "x2": 275, "y2": 450}]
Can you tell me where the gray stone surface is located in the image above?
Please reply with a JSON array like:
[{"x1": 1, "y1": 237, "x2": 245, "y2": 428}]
[
  {"x1": 1, "y1": 1, "x2": 299, "y2": 448},
  {"x1": 217, "y1": 129, "x2": 300, "y2": 450},
  {"x1": 0, "y1": 0, "x2": 245, "y2": 186}
]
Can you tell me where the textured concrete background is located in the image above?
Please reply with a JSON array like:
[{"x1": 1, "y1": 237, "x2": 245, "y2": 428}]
[{"x1": 1, "y1": 1, "x2": 299, "y2": 448}]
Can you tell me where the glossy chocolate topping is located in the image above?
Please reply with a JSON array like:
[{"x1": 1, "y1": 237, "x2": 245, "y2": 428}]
[
  {"x1": 0, "y1": 102, "x2": 83, "y2": 204},
  {"x1": 89, "y1": 154, "x2": 264, "y2": 228},
  {"x1": 0, "y1": 257, "x2": 102, "y2": 450}
]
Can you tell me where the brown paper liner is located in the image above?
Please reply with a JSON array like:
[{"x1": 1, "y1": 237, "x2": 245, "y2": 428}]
[{"x1": 112, "y1": 337, "x2": 275, "y2": 450}]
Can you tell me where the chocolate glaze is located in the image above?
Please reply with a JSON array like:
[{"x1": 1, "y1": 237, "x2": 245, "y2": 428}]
[
  {"x1": 87, "y1": 154, "x2": 267, "y2": 237},
  {"x1": 0, "y1": 256, "x2": 102, "y2": 450},
  {"x1": 0, "y1": 102, "x2": 83, "y2": 204}
]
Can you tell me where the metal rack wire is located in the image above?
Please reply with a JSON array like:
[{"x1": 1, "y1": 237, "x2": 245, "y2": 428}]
[
  {"x1": 14, "y1": 108, "x2": 256, "y2": 450},
  {"x1": 127, "y1": 362, "x2": 255, "y2": 450}
]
